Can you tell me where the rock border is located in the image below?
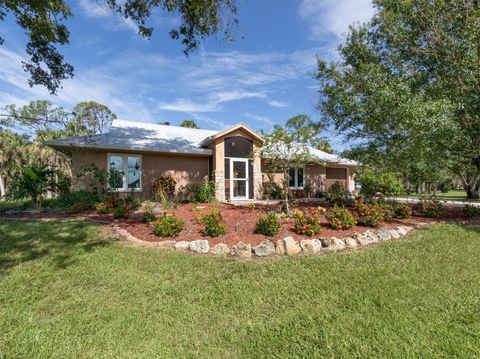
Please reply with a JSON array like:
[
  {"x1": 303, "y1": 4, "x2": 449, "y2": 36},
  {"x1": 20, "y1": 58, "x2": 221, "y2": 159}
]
[{"x1": 109, "y1": 222, "x2": 425, "y2": 259}]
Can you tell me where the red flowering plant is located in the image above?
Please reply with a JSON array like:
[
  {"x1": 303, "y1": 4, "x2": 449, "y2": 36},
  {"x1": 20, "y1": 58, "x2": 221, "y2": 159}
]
[
  {"x1": 418, "y1": 196, "x2": 444, "y2": 218},
  {"x1": 353, "y1": 196, "x2": 384, "y2": 228},
  {"x1": 326, "y1": 206, "x2": 357, "y2": 230},
  {"x1": 292, "y1": 207, "x2": 321, "y2": 236}
]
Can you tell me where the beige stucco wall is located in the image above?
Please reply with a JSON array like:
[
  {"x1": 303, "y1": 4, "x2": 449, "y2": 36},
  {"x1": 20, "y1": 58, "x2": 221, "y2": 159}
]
[
  {"x1": 209, "y1": 127, "x2": 263, "y2": 201},
  {"x1": 71, "y1": 149, "x2": 209, "y2": 198},
  {"x1": 261, "y1": 162, "x2": 355, "y2": 197}
]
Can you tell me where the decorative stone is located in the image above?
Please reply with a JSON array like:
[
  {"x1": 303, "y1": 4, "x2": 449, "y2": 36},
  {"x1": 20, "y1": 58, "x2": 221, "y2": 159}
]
[
  {"x1": 354, "y1": 234, "x2": 370, "y2": 246},
  {"x1": 396, "y1": 226, "x2": 408, "y2": 236},
  {"x1": 300, "y1": 239, "x2": 322, "y2": 254},
  {"x1": 231, "y1": 241, "x2": 252, "y2": 258},
  {"x1": 377, "y1": 228, "x2": 392, "y2": 241},
  {"x1": 365, "y1": 230, "x2": 379, "y2": 243},
  {"x1": 189, "y1": 239, "x2": 210, "y2": 253},
  {"x1": 253, "y1": 239, "x2": 276, "y2": 257},
  {"x1": 151, "y1": 203, "x2": 164, "y2": 215},
  {"x1": 210, "y1": 243, "x2": 230, "y2": 256},
  {"x1": 320, "y1": 237, "x2": 336, "y2": 252},
  {"x1": 174, "y1": 241, "x2": 190, "y2": 251},
  {"x1": 276, "y1": 236, "x2": 301, "y2": 256},
  {"x1": 389, "y1": 228, "x2": 400, "y2": 239},
  {"x1": 332, "y1": 237, "x2": 346, "y2": 251},
  {"x1": 156, "y1": 240, "x2": 176, "y2": 248},
  {"x1": 344, "y1": 237, "x2": 358, "y2": 249},
  {"x1": 404, "y1": 226, "x2": 414, "y2": 233}
]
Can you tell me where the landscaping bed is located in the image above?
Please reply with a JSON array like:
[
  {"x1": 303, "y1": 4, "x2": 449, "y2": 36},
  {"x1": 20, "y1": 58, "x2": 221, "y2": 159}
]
[{"x1": 3, "y1": 201, "x2": 475, "y2": 249}]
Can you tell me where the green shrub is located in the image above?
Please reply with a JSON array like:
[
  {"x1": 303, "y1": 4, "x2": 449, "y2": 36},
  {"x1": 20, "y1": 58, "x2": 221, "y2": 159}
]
[
  {"x1": 142, "y1": 212, "x2": 156, "y2": 223},
  {"x1": 353, "y1": 197, "x2": 384, "y2": 227},
  {"x1": 326, "y1": 181, "x2": 351, "y2": 206},
  {"x1": 112, "y1": 204, "x2": 130, "y2": 219},
  {"x1": 182, "y1": 179, "x2": 215, "y2": 203},
  {"x1": 255, "y1": 211, "x2": 281, "y2": 236},
  {"x1": 202, "y1": 208, "x2": 227, "y2": 237},
  {"x1": 378, "y1": 202, "x2": 394, "y2": 222},
  {"x1": 152, "y1": 175, "x2": 177, "y2": 201},
  {"x1": 326, "y1": 206, "x2": 356, "y2": 230},
  {"x1": 392, "y1": 202, "x2": 413, "y2": 218},
  {"x1": 95, "y1": 202, "x2": 110, "y2": 214},
  {"x1": 141, "y1": 201, "x2": 156, "y2": 222},
  {"x1": 262, "y1": 180, "x2": 284, "y2": 200},
  {"x1": 357, "y1": 170, "x2": 403, "y2": 196},
  {"x1": 418, "y1": 197, "x2": 444, "y2": 218},
  {"x1": 463, "y1": 204, "x2": 480, "y2": 218},
  {"x1": 291, "y1": 208, "x2": 322, "y2": 236},
  {"x1": 153, "y1": 213, "x2": 185, "y2": 237},
  {"x1": 45, "y1": 190, "x2": 100, "y2": 213}
]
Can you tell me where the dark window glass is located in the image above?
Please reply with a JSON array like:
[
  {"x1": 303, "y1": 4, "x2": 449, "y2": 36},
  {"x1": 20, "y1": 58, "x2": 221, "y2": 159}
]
[
  {"x1": 224, "y1": 158, "x2": 230, "y2": 179},
  {"x1": 297, "y1": 168, "x2": 304, "y2": 187},
  {"x1": 224, "y1": 136, "x2": 253, "y2": 158},
  {"x1": 288, "y1": 168, "x2": 296, "y2": 187}
]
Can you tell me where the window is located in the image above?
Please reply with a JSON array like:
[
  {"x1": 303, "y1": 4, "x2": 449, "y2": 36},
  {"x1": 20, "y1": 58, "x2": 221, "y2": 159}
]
[
  {"x1": 224, "y1": 136, "x2": 253, "y2": 158},
  {"x1": 108, "y1": 154, "x2": 141, "y2": 191},
  {"x1": 288, "y1": 167, "x2": 304, "y2": 188}
]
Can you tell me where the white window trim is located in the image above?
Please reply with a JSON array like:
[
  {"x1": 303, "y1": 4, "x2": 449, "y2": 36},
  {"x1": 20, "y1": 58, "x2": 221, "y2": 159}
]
[
  {"x1": 107, "y1": 153, "x2": 142, "y2": 192},
  {"x1": 288, "y1": 166, "x2": 305, "y2": 189}
]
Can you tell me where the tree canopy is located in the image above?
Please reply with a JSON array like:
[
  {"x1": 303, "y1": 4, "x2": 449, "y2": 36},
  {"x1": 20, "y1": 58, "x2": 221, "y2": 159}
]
[
  {"x1": 179, "y1": 119, "x2": 199, "y2": 128},
  {"x1": 316, "y1": 0, "x2": 480, "y2": 198},
  {"x1": 0, "y1": 0, "x2": 238, "y2": 94},
  {"x1": 262, "y1": 114, "x2": 322, "y2": 212}
]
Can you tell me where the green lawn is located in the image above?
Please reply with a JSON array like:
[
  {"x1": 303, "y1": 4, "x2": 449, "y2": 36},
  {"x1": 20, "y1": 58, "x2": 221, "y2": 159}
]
[
  {"x1": 403, "y1": 190, "x2": 474, "y2": 201},
  {"x1": 1, "y1": 220, "x2": 479, "y2": 358}
]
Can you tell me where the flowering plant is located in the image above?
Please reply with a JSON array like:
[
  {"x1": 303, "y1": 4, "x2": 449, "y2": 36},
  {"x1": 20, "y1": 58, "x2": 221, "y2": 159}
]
[
  {"x1": 292, "y1": 207, "x2": 321, "y2": 236},
  {"x1": 326, "y1": 206, "x2": 356, "y2": 230}
]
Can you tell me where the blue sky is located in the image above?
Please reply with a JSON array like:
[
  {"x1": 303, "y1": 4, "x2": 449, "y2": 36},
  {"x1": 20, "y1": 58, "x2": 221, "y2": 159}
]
[{"x1": 0, "y1": 0, "x2": 374, "y2": 149}]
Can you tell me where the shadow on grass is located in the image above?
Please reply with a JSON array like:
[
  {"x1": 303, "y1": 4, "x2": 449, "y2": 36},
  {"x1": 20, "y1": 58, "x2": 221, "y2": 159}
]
[{"x1": 0, "y1": 220, "x2": 110, "y2": 275}]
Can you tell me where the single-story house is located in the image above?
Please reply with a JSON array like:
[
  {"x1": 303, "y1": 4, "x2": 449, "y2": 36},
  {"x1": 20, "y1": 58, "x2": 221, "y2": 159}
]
[{"x1": 46, "y1": 119, "x2": 359, "y2": 201}]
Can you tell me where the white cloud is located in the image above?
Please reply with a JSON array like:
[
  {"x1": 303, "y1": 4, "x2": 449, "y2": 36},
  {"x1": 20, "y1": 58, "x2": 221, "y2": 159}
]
[
  {"x1": 299, "y1": 0, "x2": 375, "y2": 40},
  {"x1": 243, "y1": 112, "x2": 275, "y2": 127},
  {"x1": 158, "y1": 91, "x2": 266, "y2": 113},
  {"x1": 78, "y1": 0, "x2": 140, "y2": 34},
  {"x1": 268, "y1": 100, "x2": 288, "y2": 108}
]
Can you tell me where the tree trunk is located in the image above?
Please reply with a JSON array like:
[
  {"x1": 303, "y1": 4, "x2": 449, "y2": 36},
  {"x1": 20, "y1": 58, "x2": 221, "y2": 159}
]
[
  {"x1": 461, "y1": 174, "x2": 480, "y2": 199},
  {"x1": 283, "y1": 170, "x2": 290, "y2": 214},
  {"x1": 0, "y1": 174, "x2": 5, "y2": 200}
]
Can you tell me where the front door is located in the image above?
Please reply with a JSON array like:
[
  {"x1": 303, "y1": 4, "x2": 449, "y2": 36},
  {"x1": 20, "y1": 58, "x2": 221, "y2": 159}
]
[{"x1": 230, "y1": 158, "x2": 249, "y2": 200}]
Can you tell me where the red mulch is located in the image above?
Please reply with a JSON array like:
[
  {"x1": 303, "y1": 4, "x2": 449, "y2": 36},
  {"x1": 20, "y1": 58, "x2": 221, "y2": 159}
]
[{"x1": 2, "y1": 202, "x2": 478, "y2": 247}]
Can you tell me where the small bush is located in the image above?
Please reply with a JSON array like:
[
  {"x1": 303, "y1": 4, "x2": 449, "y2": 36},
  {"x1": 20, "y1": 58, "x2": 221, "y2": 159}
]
[
  {"x1": 182, "y1": 179, "x2": 215, "y2": 203},
  {"x1": 153, "y1": 213, "x2": 185, "y2": 237},
  {"x1": 292, "y1": 208, "x2": 321, "y2": 236},
  {"x1": 418, "y1": 197, "x2": 444, "y2": 218},
  {"x1": 141, "y1": 201, "x2": 156, "y2": 222},
  {"x1": 44, "y1": 190, "x2": 100, "y2": 212},
  {"x1": 202, "y1": 208, "x2": 227, "y2": 237},
  {"x1": 152, "y1": 175, "x2": 177, "y2": 201},
  {"x1": 262, "y1": 180, "x2": 284, "y2": 200},
  {"x1": 357, "y1": 170, "x2": 403, "y2": 196},
  {"x1": 354, "y1": 197, "x2": 384, "y2": 227},
  {"x1": 378, "y1": 202, "x2": 394, "y2": 222},
  {"x1": 392, "y1": 202, "x2": 413, "y2": 219},
  {"x1": 326, "y1": 181, "x2": 351, "y2": 206},
  {"x1": 112, "y1": 203, "x2": 130, "y2": 219},
  {"x1": 255, "y1": 211, "x2": 281, "y2": 236},
  {"x1": 95, "y1": 202, "x2": 110, "y2": 214},
  {"x1": 463, "y1": 204, "x2": 480, "y2": 218},
  {"x1": 326, "y1": 206, "x2": 356, "y2": 230}
]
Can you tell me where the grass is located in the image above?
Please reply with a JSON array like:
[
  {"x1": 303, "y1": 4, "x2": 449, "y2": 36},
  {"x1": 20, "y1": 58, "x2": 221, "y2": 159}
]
[
  {"x1": 0, "y1": 199, "x2": 32, "y2": 212},
  {"x1": 402, "y1": 190, "x2": 476, "y2": 201},
  {"x1": 1, "y1": 220, "x2": 479, "y2": 358}
]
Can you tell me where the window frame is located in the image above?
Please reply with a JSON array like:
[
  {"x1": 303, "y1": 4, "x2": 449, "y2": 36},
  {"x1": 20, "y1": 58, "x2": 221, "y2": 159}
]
[
  {"x1": 107, "y1": 153, "x2": 142, "y2": 192},
  {"x1": 288, "y1": 166, "x2": 304, "y2": 189}
]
